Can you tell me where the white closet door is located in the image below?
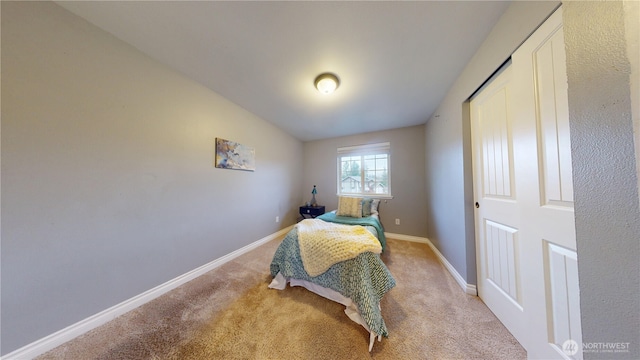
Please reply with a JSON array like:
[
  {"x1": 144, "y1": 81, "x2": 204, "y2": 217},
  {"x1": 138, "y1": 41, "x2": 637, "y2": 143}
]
[
  {"x1": 472, "y1": 7, "x2": 582, "y2": 359},
  {"x1": 512, "y1": 7, "x2": 582, "y2": 359},
  {"x1": 471, "y1": 63, "x2": 529, "y2": 347}
]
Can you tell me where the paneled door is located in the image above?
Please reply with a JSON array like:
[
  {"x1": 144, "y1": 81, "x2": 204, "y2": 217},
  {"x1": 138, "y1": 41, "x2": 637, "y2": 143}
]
[
  {"x1": 511, "y1": 7, "x2": 582, "y2": 359},
  {"x1": 472, "y1": 7, "x2": 582, "y2": 359},
  {"x1": 471, "y1": 63, "x2": 529, "y2": 347}
]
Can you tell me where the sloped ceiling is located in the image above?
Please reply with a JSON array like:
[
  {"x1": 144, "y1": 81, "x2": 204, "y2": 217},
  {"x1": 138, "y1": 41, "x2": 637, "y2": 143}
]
[{"x1": 56, "y1": 1, "x2": 511, "y2": 141}]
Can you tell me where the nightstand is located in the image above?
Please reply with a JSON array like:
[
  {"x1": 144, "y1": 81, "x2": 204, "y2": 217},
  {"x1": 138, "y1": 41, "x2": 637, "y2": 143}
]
[{"x1": 299, "y1": 205, "x2": 325, "y2": 220}]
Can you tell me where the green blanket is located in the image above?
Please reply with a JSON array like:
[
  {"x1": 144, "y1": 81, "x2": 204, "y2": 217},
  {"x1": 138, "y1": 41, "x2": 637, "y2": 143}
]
[{"x1": 317, "y1": 212, "x2": 387, "y2": 251}]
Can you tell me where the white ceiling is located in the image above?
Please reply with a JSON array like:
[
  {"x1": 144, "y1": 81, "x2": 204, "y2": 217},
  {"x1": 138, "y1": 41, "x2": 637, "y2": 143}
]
[{"x1": 56, "y1": 1, "x2": 510, "y2": 142}]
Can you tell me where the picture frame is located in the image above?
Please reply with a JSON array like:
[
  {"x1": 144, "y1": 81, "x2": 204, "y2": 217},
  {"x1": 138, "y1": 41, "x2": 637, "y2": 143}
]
[{"x1": 215, "y1": 138, "x2": 255, "y2": 171}]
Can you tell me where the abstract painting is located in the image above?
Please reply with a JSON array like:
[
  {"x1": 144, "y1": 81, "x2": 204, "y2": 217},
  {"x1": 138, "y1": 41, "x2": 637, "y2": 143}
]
[{"x1": 215, "y1": 138, "x2": 255, "y2": 171}]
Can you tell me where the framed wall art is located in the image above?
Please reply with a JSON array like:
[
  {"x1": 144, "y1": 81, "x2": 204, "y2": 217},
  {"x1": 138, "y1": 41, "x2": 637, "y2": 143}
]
[{"x1": 215, "y1": 138, "x2": 255, "y2": 171}]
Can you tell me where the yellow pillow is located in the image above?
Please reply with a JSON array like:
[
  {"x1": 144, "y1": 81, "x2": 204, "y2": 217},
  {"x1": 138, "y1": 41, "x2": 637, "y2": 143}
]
[{"x1": 337, "y1": 196, "x2": 363, "y2": 218}]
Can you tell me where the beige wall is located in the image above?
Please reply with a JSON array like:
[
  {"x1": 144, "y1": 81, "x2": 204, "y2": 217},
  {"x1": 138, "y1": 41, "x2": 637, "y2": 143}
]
[
  {"x1": 564, "y1": 1, "x2": 640, "y2": 358},
  {"x1": 1, "y1": 1, "x2": 302, "y2": 354},
  {"x1": 625, "y1": 0, "x2": 640, "y2": 203},
  {"x1": 303, "y1": 125, "x2": 427, "y2": 237},
  {"x1": 424, "y1": 1, "x2": 560, "y2": 285}
]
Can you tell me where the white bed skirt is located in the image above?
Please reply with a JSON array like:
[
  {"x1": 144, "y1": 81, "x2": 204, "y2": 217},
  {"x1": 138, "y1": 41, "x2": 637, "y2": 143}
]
[{"x1": 269, "y1": 272, "x2": 382, "y2": 351}]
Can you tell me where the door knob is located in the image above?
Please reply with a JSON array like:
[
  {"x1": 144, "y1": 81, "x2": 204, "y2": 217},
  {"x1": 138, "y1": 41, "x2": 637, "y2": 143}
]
[{"x1": 475, "y1": 202, "x2": 480, "y2": 208}]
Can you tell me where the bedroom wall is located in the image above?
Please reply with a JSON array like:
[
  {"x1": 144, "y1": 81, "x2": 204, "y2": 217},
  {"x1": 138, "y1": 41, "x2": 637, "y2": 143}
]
[
  {"x1": 627, "y1": 0, "x2": 640, "y2": 204},
  {"x1": 1, "y1": 1, "x2": 303, "y2": 355},
  {"x1": 563, "y1": 1, "x2": 640, "y2": 358},
  {"x1": 424, "y1": 1, "x2": 559, "y2": 286},
  {"x1": 303, "y1": 125, "x2": 427, "y2": 238}
]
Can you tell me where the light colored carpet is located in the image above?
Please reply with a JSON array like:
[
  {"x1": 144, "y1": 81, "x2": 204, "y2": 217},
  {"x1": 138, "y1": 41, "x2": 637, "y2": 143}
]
[{"x1": 38, "y1": 237, "x2": 526, "y2": 359}]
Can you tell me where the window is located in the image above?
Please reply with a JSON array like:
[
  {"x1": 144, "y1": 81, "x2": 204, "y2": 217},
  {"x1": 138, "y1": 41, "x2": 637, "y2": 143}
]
[{"x1": 337, "y1": 142, "x2": 391, "y2": 198}]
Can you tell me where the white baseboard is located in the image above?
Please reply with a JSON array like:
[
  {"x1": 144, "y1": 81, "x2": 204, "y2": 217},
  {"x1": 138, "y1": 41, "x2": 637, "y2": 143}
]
[
  {"x1": 385, "y1": 232, "x2": 478, "y2": 296},
  {"x1": 1, "y1": 226, "x2": 293, "y2": 360}
]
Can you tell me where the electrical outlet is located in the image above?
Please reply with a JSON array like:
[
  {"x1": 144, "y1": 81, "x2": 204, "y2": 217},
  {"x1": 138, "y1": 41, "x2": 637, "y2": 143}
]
[
  {"x1": 395, "y1": 218, "x2": 400, "y2": 225},
  {"x1": 276, "y1": 216, "x2": 280, "y2": 223}
]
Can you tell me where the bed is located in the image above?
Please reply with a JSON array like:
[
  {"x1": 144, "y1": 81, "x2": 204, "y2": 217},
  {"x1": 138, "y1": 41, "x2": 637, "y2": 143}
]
[{"x1": 269, "y1": 197, "x2": 396, "y2": 351}]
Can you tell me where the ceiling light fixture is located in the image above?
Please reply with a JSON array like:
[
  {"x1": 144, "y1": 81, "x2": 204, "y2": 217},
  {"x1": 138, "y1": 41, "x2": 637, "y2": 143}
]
[{"x1": 314, "y1": 73, "x2": 340, "y2": 94}]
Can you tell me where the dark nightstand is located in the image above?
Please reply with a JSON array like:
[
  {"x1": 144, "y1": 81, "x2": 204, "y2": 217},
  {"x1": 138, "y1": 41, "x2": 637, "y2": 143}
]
[{"x1": 299, "y1": 205, "x2": 325, "y2": 220}]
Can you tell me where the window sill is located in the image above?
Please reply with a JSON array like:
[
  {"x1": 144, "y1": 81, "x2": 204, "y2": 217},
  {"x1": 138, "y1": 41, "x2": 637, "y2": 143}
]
[{"x1": 337, "y1": 194, "x2": 393, "y2": 200}]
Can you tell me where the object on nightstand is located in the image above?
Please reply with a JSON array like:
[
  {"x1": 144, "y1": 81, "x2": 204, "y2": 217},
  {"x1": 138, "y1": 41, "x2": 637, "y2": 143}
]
[{"x1": 310, "y1": 185, "x2": 318, "y2": 206}]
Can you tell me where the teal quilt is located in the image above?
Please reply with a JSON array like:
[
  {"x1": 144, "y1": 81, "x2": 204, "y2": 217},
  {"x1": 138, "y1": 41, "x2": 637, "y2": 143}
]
[{"x1": 270, "y1": 226, "x2": 396, "y2": 337}]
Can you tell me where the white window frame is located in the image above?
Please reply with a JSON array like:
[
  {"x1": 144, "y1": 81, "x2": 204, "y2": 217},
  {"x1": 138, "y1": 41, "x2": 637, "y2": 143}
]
[{"x1": 336, "y1": 142, "x2": 392, "y2": 199}]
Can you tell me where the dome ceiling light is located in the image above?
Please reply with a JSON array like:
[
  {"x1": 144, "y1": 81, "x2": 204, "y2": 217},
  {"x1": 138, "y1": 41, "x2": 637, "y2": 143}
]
[{"x1": 314, "y1": 73, "x2": 340, "y2": 94}]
